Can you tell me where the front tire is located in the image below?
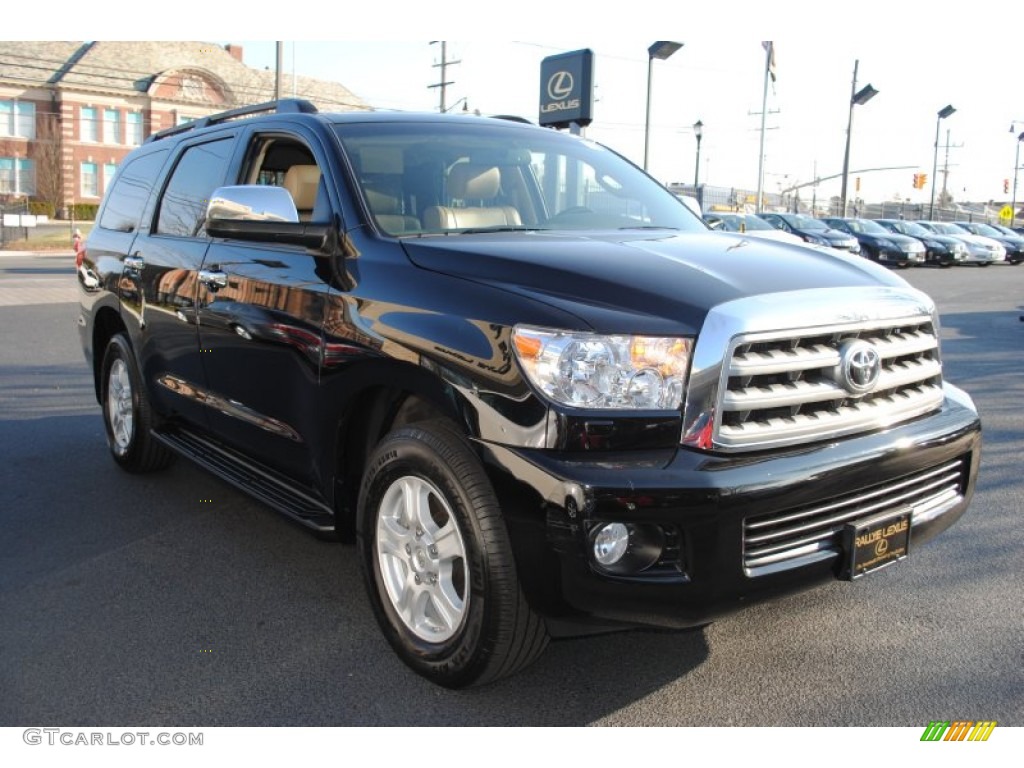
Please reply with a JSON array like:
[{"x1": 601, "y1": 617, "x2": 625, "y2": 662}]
[
  {"x1": 100, "y1": 333, "x2": 175, "y2": 473},
  {"x1": 358, "y1": 421, "x2": 548, "y2": 688}
]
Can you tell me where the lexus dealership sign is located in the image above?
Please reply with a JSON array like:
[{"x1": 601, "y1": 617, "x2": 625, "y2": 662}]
[{"x1": 539, "y1": 49, "x2": 594, "y2": 129}]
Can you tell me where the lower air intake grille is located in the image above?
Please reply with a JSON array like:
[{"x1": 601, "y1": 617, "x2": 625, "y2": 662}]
[{"x1": 743, "y1": 456, "x2": 968, "y2": 575}]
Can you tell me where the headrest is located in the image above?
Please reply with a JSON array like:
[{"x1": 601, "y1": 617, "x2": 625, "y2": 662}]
[
  {"x1": 364, "y1": 187, "x2": 399, "y2": 215},
  {"x1": 449, "y1": 165, "x2": 500, "y2": 200},
  {"x1": 283, "y1": 165, "x2": 321, "y2": 209}
]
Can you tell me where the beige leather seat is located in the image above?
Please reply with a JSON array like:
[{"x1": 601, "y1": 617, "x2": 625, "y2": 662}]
[
  {"x1": 282, "y1": 165, "x2": 321, "y2": 221},
  {"x1": 423, "y1": 165, "x2": 521, "y2": 230},
  {"x1": 364, "y1": 187, "x2": 420, "y2": 234}
]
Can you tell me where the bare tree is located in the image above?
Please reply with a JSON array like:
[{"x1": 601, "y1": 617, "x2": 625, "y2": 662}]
[{"x1": 29, "y1": 111, "x2": 63, "y2": 215}]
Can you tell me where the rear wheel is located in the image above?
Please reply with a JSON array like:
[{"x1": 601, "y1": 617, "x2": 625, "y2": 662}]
[
  {"x1": 100, "y1": 333, "x2": 175, "y2": 473},
  {"x1": 358, "y1": 421, "x2": 548, "y2": 688}
]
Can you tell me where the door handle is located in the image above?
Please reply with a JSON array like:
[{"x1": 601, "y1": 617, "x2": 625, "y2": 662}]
[
  {"x1": 124, "y1": 255, "x2": 145, "y2": 271},
  {"x1": 198, "y1": 269, "x2": 228, "y2": 290}
]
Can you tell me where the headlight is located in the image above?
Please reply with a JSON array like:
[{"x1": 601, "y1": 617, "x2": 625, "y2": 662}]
[{"x1": 512, "y1": 326, "x2": 692, "y2": 410}]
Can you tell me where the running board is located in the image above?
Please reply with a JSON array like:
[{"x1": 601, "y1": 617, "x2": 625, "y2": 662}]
[{"x1": 153, "y1": 427, "x2": 336, "y2": 533}]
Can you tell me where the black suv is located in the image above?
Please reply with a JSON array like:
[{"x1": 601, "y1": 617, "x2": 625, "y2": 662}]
[{"x1": 78, "y1": 100, "x2": 981, "y2": 688}]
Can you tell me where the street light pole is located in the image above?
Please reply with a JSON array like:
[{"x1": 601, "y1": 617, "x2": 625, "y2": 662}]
[
  {"x1": 1012, "y1": 131, "x2": 1024, "y2": 229},
  {"x1": 839, "y1": 60, "x2": 878, "y2": 218},
  {"x1": 930, "y1": 105, "x2": 955, "y2": 219},
  {"x1": 643, "y1": 41, "x2": 682, "y2": 172},
  {"x1": 693, "y1": 120, "x2": 703, "y2": 188}
]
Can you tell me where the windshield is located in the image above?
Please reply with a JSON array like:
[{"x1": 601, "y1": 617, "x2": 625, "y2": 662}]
[
  {"x1": 882, "y1": 220, "x2": 928, "y2": 236},
  {"x1": 963, "y1": 222, "x2": 1001, "y2": 236},
  {"x1": 332, "y1": 119, "x2": 706, "y2": 237},
  {"x1": 851, "y1": 219, "x2": 888, "y2": 234},
  {"x1": 926, "y1": 222, "x2": 968, "y2": 235},
  {"x1": 783, "y1": 214, "x2": 828, "y2": 231},
  {"x1": 711, "y1": 214, "x2": 774, "y2": 232}
]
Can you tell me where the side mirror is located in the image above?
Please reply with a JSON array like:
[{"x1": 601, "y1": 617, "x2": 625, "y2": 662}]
[{"x1": 206, "y1": 186, "x2": 331, "y2": 250}]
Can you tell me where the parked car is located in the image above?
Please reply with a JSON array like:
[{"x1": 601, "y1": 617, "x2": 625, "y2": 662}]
[
  {"x1": 874, "y1": 219, "x2": 966, "y2": 267},
  {"x1": 704, "y1": 212, "x2": 806, "y2": 245},
  {"x1": 821, "y1": 217, "x2": 926, "y2": 268},
  {"x1": 756, "y1": 212, "x2": 861, "y2": 253},
  {"x1": 954, "y1": 221, "x2": 1024, "y2": 264},
  {"x1": 914, "y1": 221, "x2": 1006, "y2": 265},
  {"x1": 77, "y1": 100, "x2": 981, "y2": 688},
  {"x1": 989, "y1": 223, "x2": 1024, "y2": 261}
]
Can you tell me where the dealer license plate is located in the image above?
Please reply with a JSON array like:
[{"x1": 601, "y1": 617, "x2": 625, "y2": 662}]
[{"x1": 841, "y1": 509, "x2": 912, "y2": 580}]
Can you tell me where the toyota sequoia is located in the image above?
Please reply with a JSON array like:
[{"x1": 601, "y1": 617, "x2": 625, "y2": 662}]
[{"x1": 77, "y1": 100, "x2": 981, "y2": 688}]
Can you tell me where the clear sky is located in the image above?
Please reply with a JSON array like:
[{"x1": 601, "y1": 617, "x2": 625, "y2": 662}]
[
  {"x1": 233, "y1": 34, "x2": 1024, "y2": 208},
  {"x1": 10, "y1": 4, "x2": 1023, "y2": 208}
]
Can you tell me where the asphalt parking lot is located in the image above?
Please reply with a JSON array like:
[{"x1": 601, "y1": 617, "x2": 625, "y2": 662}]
[{"x1": 0, "y1": 252, "x2": 1021, "y2": 726}]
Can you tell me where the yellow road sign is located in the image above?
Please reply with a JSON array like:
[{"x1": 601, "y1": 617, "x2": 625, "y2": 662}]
[{"x1": 999, "y1": 205, "x2": 1014, "y2": 221}]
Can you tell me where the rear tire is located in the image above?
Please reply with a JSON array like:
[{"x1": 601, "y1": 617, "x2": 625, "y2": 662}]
[
  {"x1": 100, "y1": 333, "x2": 175, "y2": 473},
  {"x1": 358, "y1": 421, "x2": 548, "y2": 688}
]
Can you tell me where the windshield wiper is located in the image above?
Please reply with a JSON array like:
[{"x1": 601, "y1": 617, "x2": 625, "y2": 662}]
[{"x1": 454, "y1": 225, "x2": 542, "y2": 235}]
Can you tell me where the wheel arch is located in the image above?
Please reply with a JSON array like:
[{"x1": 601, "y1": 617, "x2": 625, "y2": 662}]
[
  {"x1": 328, "y1": 359, "x2": 478, "y2": 539},
  {"x1": 91, "y1": 306, "x2": 128, "y2": 402}
]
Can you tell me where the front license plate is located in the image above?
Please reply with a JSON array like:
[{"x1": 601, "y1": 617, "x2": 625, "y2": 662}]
[{"x1": 841, "y1": 509, "x2": 912, "y2": 580}]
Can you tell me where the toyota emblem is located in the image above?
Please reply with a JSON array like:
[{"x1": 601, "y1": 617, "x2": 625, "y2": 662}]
[{"x1": 837, "y1": 339, "x2": 882, "y2": 395}]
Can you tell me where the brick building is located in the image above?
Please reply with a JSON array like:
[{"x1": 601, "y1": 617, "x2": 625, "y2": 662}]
[{"x1": 0, "y1": 41, "x2": 369, "y2": 215}]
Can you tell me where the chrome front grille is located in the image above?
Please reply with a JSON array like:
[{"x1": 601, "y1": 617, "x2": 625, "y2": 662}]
[
  {"x1": 716, "y1": 317, "x2": 943, "y2": 451},
  {"x1": 743, "y1": 457, "x2": 968, "y2": 575}
]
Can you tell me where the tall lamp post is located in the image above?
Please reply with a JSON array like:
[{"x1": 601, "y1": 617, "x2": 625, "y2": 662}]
[
  {"x1": 643, "y1": 41, "x2": 683, "y2": 171},
  {"x1": 839, "y1": 60, "x2": 878, "y2": 218},
  {"x1": 1012, "y1": 128, "x2": 1024, "y2": 229},
  {"x1": 929, "y1": 105, "x2": 955, "y2": 219},
  {"x1": 693, "y1": 120, "x2": 703, "y2": 187}
]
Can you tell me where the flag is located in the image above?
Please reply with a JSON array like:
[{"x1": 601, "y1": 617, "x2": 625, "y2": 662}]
[{"x1": 762, "y1": 41, "x2": 776, "y2": 82}]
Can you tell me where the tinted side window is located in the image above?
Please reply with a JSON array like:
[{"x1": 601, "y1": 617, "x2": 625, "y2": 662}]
[
  {"x1": 156, "y1": 138, "x2": 233, "y2": 238},
  {"x1": 97, "y1": 148, "x2": 169, "y2": 233}
]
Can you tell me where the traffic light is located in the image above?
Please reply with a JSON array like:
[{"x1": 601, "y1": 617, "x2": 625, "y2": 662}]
[
  {"x1": 919, "y1": 173, "x2": 928, "y2": 189},
  {"x1": 1005, "y1": 179, "x2": 1010, "y2": 194},
  {"x1": 855, "y1": 176, "x2": 861, "y2": 192},
  {"x1": 912, "y1": 173, "x2": 920, "y2": 188}
]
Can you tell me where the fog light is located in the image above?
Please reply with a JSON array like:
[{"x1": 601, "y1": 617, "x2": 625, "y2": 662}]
[{"x1": 593, "y1": 523, "x2": 629, "y2": 566}]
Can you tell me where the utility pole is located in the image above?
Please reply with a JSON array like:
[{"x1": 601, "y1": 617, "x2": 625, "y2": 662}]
[
  {"x1": 939, "y1": 128, "x2": 963, "y2": 208},
  {"x1": 429, "y1": 41, "x2": 460, "y2": 113},
  {"x1": 275, "y1": 41, "x2": 284, "y2": 101}
]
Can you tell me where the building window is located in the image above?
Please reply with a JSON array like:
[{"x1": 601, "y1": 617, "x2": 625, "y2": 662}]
[
  {"x1": 0, "y1": 100, "x2": 36, "y2": 139},
  {"x1": 103, "y1": 162, "x2": 118, "y2": 194},
  {"x1": 103, "y1": 109, "x2": 120, "y2": 144},
  {"x1": 81, "y1": 107, "x2": 98, "y2": 142},
  {"x1": 81, "y1": 162, "x2": 99, "y2": 198},
  {"x1": 126, "y1": 112, "x2": 143, "y2": 146},
  {"x1": 0, "y1": 157, "x2": 36, "y2": 195}
]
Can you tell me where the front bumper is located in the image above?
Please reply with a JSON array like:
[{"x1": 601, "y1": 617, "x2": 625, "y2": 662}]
[{"x1": 480, "y1": 384, "x2": 981, "y2": 632}]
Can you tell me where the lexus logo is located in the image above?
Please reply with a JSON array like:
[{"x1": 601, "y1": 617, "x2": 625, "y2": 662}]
[
  {"x1": 837, "y1": 339, "x2": 881, "y2": 395},
  {"x1": 547, "y1": 71, "x2": 574, "y2": 101}
]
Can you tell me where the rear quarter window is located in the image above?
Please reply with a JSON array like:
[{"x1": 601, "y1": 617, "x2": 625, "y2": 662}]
[{"x1": 97, "y1": 148, "x2": 169, "y2": 233}]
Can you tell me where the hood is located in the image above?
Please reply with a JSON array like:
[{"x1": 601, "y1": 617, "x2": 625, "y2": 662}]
[{"x1": 401, "y1": 230, "x2": 905, "y2": 335}]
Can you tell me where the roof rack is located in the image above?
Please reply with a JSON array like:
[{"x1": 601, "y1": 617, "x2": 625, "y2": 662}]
[{"x1": 145, "y1": 99, "x2": 319, "y2": 143}]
